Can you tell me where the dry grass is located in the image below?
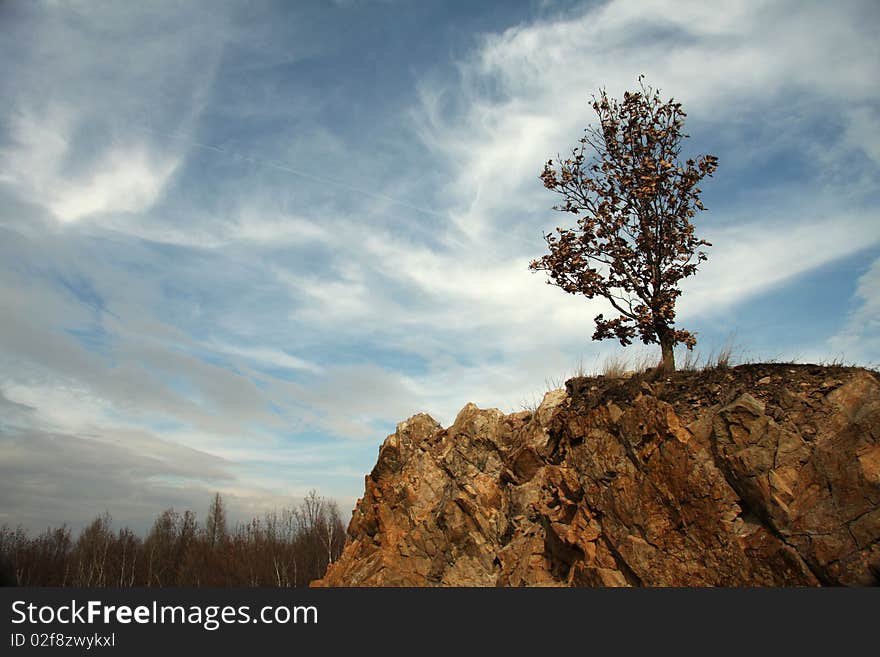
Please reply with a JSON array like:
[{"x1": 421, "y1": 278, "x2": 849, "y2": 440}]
[
  {"x1": 522, "y1": 336, "x2": 750, "y2": 413},
  {"x1": 817, "y1": 354, "x2": 852, "y2": 367},
  {"x1": 592, "y1": 338, "x2": 743, "y2": 377},
  {"x1": 544, "y1": 374, "x2": 566, "y2": 391},
  {"x1": 685, "y1": 334, "x2": 741, "y2": 371},
  {"x1": 679, "y1": 348, "x2": 701, "y2": 371},
  {"x1": 519, "y1": 394, "x2": 542, "y2": 414},
  {"x1": 715, "y1": 333, "x2": 739, "y2": 369},
  {"x1": 601, "y1": 354, "x2": 630, "y2": 379},
  {"x1": 518, "y1": 342, "x2": 870, "y2": 416},
  {"x1": 632, "y1": 351, "x2": 660, "y2": 373},
  {"x1": 714, "y1": 345, "x2": 734, "y2": 369},
  {"x1": 520, "y1": 357, "x2": 592, "y2": 413}
]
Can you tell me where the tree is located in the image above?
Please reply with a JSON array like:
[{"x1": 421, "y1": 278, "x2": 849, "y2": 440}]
[
  {"x1": 294, "y1": 490, "x2": 346, "y2": 583},
  {"x1": 206, "y1": 492, "x2": 227, "y2": 549},
  {"x1": 529, "y1": 76, "x2": 718, "y2": 372}
]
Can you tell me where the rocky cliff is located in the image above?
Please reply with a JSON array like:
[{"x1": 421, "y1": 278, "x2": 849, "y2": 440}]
[{"x1": 314, "y1": 364, "x2": 880, "y2": 586}]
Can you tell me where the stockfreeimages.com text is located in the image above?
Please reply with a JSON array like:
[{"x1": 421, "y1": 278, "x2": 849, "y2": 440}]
[{"x1": 11, "y1": 600, "x2": 317, "y2": 631}]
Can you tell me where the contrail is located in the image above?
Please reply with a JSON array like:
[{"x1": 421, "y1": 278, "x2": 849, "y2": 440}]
[{"x1": 137, "y1": 125, "x2": 446, "y2": 219}]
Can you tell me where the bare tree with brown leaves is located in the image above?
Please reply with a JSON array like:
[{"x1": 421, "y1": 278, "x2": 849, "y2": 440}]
[{"x1": 530, "y1": 76, "x2": 718, "y2": 372}]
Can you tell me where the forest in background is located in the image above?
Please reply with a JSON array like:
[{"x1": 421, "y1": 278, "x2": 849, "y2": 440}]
[{"x1": 0, "y1": 491, "x2": 346, "y2": 587}]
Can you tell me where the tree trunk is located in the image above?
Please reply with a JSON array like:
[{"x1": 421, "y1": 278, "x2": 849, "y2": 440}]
[{"x1": 658, "y1": 329, "x2": 675, "y2": 373}]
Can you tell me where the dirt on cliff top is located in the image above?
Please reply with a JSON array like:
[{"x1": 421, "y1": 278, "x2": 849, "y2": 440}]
[{"x1": 565, "y1": 363, "x2": 877, "y2": 424}]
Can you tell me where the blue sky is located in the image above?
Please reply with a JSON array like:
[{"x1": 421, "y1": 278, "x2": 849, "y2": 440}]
[{"x1": 1, "y1": 0, "x2": 878, "y2": 532}]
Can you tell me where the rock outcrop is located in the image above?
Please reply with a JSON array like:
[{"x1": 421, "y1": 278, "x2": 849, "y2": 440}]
[{"x1": 314, "y1": 364, "x2": 880, "y2": 586}]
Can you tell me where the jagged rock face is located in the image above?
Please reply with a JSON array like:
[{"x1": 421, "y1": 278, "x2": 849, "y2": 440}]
[{"x1": 314, "y1": 365, "x2": 880, "y2": 586}]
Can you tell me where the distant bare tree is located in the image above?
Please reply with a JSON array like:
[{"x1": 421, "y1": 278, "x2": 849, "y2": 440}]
[
  {"x1": 75, "y1": 512, "x2": 113, "y2": 586},
  {"x1": 205, "y1": 492, "x2": 228, "y2": 549}
]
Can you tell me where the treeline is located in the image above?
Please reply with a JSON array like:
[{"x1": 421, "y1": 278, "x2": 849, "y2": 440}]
[{"x1": 0, "y1": 491, "x2": 346, "y2": 587}]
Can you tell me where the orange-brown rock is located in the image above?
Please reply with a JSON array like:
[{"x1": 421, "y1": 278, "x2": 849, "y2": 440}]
[{"x1": 313, "y1": 364, "x2": 880, "y2": 586}]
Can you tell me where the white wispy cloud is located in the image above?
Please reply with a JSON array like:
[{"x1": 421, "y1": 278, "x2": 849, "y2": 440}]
[
  {"x1": 0, "y1": 1, "x2": 227, "y2": 226},
  {"x1": 2, "y1": 106, "x2": 181, "y2": 223},
  {"x1": 49, "y1": 145, "x2": 181, "y2": 223},
  {"x1": 682, "y1": 210, "x2": 880, "y2": 318},
  {"x1": 211, "y1": 343, "x2": 323, "y2": 374},
  {"x1": 828, "y1": 257, "x2": 880, "y2": 365}
]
